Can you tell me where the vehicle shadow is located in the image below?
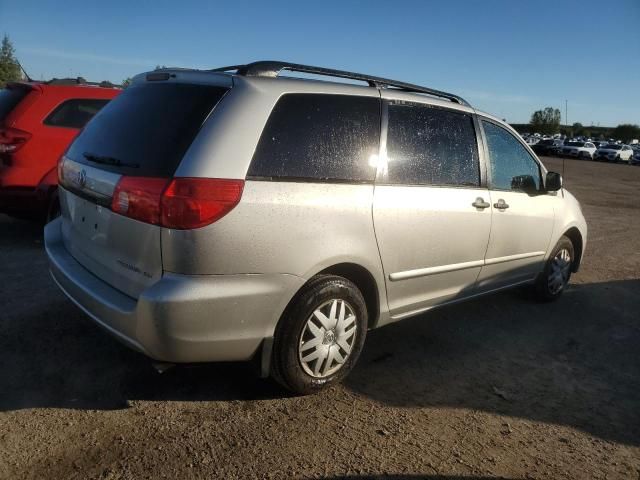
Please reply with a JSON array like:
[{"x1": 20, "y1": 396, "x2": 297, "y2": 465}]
[
  {"x1": 323, "y1": 476, "x2": 517, "y2": 480},
  {"x1": 0, "y1": 215, "x2": 638, "y2": 448},
  {"x1": 347, "y1": 278, "x2": 640, "y2": 447}
]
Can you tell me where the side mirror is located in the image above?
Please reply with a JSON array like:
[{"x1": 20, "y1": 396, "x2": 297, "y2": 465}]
[
  {"x1": 511, "y1": 174, "x2": 538, "y2": 194},
  {"x1": 545, "y1": 171, "x2": 563, "y2": 192}
]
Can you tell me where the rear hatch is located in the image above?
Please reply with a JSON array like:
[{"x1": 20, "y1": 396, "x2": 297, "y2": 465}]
[{"x1": 58, "y1": 77, "x2": 230, "y2": 298}]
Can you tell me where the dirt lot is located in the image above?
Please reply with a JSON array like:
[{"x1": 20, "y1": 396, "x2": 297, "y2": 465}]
[{"x1": 0, "y1": 156, "x2": 639, "y2": 480}]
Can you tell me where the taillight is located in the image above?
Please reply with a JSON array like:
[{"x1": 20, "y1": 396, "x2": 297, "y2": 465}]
[
  {"x1": 0, "y1": 127, "x2": 32, "y2": 153},
  {"x1": 57, "y1": 156, "x2": 66, "y2": 184},
  {"x1": 111, "y1": 177, "x2": 170, "y2": 226},
  {"x1": 161, "y1": 178, "x2": 245, "y2": 229},
  {"x1": 110, "y1": 177, "x2": 244, "y2": 229}
]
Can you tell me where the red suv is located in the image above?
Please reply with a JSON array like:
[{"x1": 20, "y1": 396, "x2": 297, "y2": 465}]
[{"x1": 0, "y1": 78, "x2": 120, "y2": 221}]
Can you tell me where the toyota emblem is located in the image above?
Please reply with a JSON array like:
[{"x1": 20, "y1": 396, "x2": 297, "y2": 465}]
[{"x1": 76, "y1": 169, "x2": 87, "y2": 188}]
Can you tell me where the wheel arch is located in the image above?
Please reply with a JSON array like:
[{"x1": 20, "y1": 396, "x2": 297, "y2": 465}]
[
  {"x1": 311, "y1": 263, "x2": 381, "y2": 329},
  {"x1": 563, "y1": 227, "x2": 584, "y2": 272},
  {"x1": 277, "y1": 261, "x2": 383, "y2": 332}
]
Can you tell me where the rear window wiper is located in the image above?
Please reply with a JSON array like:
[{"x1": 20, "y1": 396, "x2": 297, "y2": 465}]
[{"x1": 83, "y1": 152, "x2": 140, "y2": 169}]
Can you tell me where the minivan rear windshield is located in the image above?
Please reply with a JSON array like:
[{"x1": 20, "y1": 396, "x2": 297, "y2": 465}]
[
  {"x1": 66, "y1": 82, "x2": 228, "y2": 177},
  {"x1": 0, "y1": 85, "x2": 30, "y2": 122}
]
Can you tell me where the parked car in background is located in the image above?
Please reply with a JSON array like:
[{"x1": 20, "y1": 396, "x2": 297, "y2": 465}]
[
  {"x1": 594, "y1": 144, "x2": 634, "y2": 163},
  {"x1": 0, "y1": 78, "x2": 120, "y2": 221},
  {"x1": 631, "y1": 149, "x2": 640, "y2": 166},
  {"x1": 531, "y1": 138, "x2": 564, "y2": 156},
  {"x1": 561, "y1": 141, "x2": 597, "y2": 159},
  {"x1": 550, "y1": 139, "x2": 566, "y2": 156},
  {"x1": 45, "y1": 61, "x2": 587, "y2": 394}
]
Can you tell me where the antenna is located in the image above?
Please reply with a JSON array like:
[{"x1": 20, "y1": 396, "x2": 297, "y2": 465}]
[{"x1": 15, "y1": 60, "x2": 33, "y2": 82}]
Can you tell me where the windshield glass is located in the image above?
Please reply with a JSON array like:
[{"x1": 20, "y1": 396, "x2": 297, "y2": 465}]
[{"x1": 603, "y1": 144, "x2": 622, "y2": 150}]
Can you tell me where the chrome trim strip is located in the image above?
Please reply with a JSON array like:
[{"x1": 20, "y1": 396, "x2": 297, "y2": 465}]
[
  {"x1": 62, "y1": 156, "x2": 122, "y2": 202},
  {"x1": 484, "y1": 251, "x2": 546, "y2": 266},
  {"x1": 389, "y1": 259, "x2": 485, "y2": 282},
  {"x1": 389, "y1": 251, "x2": 545, "y2": 282}
]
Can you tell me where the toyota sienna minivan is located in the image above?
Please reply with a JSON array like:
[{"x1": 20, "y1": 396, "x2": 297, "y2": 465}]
[{"x1": 45, "y1": 61, "x2": 587, "y2": 394}]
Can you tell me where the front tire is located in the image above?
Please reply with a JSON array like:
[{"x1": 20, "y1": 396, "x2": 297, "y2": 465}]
[
  {"x1": 271, "y1": 275, "x2": 368, "y2": 395},
  {"x1": 534, "y1": 236, "x2": 574, "y2": 301}
]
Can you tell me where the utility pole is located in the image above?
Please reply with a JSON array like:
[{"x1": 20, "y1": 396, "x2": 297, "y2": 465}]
[{"x1": 565, "y1": 99, "x2": 568, "y2": 129}]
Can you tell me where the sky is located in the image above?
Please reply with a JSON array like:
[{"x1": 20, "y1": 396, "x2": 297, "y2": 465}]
[{"x1": 2, "y1": 0, "x2": 639, "y2": 126}]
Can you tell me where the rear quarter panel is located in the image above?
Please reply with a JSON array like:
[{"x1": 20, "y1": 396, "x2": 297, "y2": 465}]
[{"x1": 161, "y1": 181, "x2": 390, "y2": 323}]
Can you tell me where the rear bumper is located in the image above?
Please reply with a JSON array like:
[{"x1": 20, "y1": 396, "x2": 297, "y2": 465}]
[{"x1": 45, "y1": 218, "x2": 304, "y2": 363}]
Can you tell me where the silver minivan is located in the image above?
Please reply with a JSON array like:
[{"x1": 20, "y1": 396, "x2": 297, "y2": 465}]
[{"x1": 45, "y1": 62, "x2": 587, "y2": 394}]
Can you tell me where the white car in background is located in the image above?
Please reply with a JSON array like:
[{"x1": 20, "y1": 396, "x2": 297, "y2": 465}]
[
  {"x1": 561, "y1": 141, "x2": 597, "y2": 159},
  {"x1": 594, "y1": 144, "x2": 634, "y2": 163}
]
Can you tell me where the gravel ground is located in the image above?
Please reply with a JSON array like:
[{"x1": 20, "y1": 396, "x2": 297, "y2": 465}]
[{"x1": 0, "y1": 156, "x2": 639, "y2": 480}]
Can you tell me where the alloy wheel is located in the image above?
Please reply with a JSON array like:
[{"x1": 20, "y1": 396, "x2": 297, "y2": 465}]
[{"x1": 548, "y1": 248, "x2": 572, "y2": 295}]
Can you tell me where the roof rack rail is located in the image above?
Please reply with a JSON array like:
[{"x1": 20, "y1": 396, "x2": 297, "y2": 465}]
[
  {"x1": 211, "y1": 61, "x2": 470, "y2": 107},
  {"x1": 45, "y1": 77, "x2": 121, "y2": 88}
]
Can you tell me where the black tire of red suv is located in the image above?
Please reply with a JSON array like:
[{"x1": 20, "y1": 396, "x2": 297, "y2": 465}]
[
  {"x1": 534, "y1": 236, "x2": 575, "y2": 302},
  {"x1": 46, "y1": 190, "x2": 61, "y2": 224},
  {"x1": 271, "y1": 275, "x2": 368, "y2": 395}
]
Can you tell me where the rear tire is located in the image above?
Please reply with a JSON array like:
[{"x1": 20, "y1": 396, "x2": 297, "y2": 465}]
[
  {"x1": 271, "y1": 275, "x2": 368, "y2": 395},
  {"x1": 534, "y1": 236, "x2": 574, "y2": 302}
]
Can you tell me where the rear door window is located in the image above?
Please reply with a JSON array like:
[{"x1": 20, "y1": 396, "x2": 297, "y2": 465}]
[
  {"x1": 384, "y1": 102, "x2": 480, "y2": 187},
  {"x1": 249, "y1": 93, "x2": 380, "y2": 182},
  {"x1": 0, "y1": 86, "x2": 30, "y2": 122},
  {"x1": 66, "y1": 83, "x2": 228, "y2": 177},
  {"x1": 44, "y1": 99, "x2": 110, "y2": 129}
]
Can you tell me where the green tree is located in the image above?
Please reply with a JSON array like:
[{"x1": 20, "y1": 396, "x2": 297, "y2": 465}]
[
  {"x1": 122, "y1": 77, "x2": 132, "y2": 88},
  {"x1": 572, "y1": 122, "x2": 586, "y2": 137},
  {"x1": 530, "y1": 107, "x2": 561, "y2": 136},
  {"x1": 0, "y1": 35, "x2": 22, "y2": 87},
  {"x1": 611, "y1": 124, "x2": 640, "y2": 143}
]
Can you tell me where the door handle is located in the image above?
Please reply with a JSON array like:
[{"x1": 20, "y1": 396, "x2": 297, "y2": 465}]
[
  {"x1": 494, "y1": 199, "x2": 509, "y2": 210},
  {"x1": 472, "y1": 197, "x2": 490, "y2": 210}
]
